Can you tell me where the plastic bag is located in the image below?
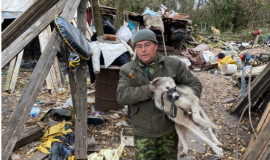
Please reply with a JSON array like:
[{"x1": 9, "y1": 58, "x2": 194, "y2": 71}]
[
  {"x1": 218, "y1": 56, "x2": 237, "y2": 68},
  {"x1": 116, "y1": 21, "x2": 132, "y2": 42}
]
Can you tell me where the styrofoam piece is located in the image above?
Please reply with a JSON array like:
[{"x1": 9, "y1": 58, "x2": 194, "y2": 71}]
[{"x1": 121, "y1": 128, "x2": 134, "y2": 146}]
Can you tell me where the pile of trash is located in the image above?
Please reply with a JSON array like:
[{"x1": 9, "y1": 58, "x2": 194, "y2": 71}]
[{"x1": 176, "y1": 42, "x2": 269, "y2": 76}]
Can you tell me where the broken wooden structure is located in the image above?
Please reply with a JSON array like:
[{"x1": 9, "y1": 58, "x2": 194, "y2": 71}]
[
  {"x1": 1, "y1": 0, "x2": 88, "y2": 159},
  {"x1": 241, "y1": 102, "x2": 270, "y2": 160},
  {"x1": 230, "y1": 62, "x2": 270, "y2": 115},
  {"x1": 230, "y1": 62, "x2": 270, "y2": 160}
]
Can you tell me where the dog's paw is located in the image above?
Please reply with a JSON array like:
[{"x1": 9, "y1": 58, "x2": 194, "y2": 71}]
[
  {"x1": 215, "y1": 141, "x2": 223, "y2": 146},
  {"x1": 179, "y1": 151, "x2": 187, "y2": 158},
  {"x1": 213, "y1": 146, "x2": 223, "y2": 158}
]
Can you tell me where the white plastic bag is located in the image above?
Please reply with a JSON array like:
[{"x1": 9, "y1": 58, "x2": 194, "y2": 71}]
[{"x1": 116, "y1": 21, "x2": 132, "y2": 42}]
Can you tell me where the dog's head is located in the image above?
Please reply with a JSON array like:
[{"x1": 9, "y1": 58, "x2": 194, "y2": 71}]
[
  {"x1": 211, "y1": 26, "x2": 214, "y2": 30},
  {"x1": 151, "y1": 77, "x2": 179, "y2": 100}
]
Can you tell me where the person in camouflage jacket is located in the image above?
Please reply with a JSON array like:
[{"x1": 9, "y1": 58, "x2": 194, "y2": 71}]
[{"x1": 116, "y1": 29, "x2": 202, "y2": 160}]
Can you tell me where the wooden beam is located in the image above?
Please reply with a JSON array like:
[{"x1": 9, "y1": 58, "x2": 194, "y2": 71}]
[
  {"x1": 39, "y1": 25, "x2": 57, "y2": 95},
  {"x1": 1, "y1": 0, "x2": 66, "y2": 68},
  {"x1": 53, "y1": 57, "x2": 63, "y2": 88},
  {"x1": 1, "y1": 32, "x2": 59, "y2": 160},
  {"x1": 257, "y1": 142, "x2": 270, "y2": 160},
  {"x1": 1, "y1": 0, "x2": 81, "y2": 159},
  {"x1": 245, "y1": 122, "x2": 270, "y2": 160},
  {"x1": 259, "y1": 146, "x2": 270, "y2": 160},
  {"x1": 13, "y1": 126, "x2": 44, "y2": 151},
  {"x1": 3, "y1": 57, "x2": 17, "y2": 91},
  {"x1": 2, "y1": 0, "x2": 59, "y2": 50},
  {"x1": 74, "y1": 0, "x2": 88, "y2": 159},
  {"x1": 256, "y1": 103, "x2": 270, "y2": 132},
  {"x1": 242, "y1": 103, "x2": 270, "y2": 160},
  {"x1": 85, "y1": 21, "x2": 93, "y2": 40},
  {"x1": 9, "y1": 50, "x2": 24, "y2": 93},
  {"x1": 230, "y1": 62, "x2": 270, "y2": 114}
]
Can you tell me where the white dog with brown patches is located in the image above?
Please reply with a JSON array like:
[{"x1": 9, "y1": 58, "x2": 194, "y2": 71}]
[{"x1": 151, "y1": 77, "x2": 223, "y2": 158}]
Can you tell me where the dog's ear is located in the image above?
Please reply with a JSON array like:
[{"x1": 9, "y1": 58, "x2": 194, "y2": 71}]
[{"x1": 151, "y1": 77, "x2": 160, "y2": 86}]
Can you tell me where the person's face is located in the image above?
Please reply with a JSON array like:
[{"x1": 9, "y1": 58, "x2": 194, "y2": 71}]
[{"x1": 135, "y1": 41, "x2": 158, "y2": 65}]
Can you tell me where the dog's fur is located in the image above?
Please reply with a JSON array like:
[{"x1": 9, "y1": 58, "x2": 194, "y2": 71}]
[
  {"x1": 151, "y1": 77, "x2": 223, "y2": 158},
  {"x1": 211, "y1": 26, "x2": 220, "y2": 36}
]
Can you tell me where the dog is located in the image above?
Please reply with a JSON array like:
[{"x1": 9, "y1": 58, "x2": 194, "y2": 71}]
[
  {"x1": 150, "y1": 77, "x2": 223, "y2": 158},
  {"x1": 211, "y1": 26, "x2": 220, "y2": 38}
]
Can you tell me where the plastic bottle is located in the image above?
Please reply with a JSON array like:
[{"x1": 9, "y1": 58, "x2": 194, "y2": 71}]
[
  {"x1": 30, "y1": 104, "x2": 40, "y2": 117},
  {"x1": 237, "y1": 60, "x2": 242, "y2": 70}
]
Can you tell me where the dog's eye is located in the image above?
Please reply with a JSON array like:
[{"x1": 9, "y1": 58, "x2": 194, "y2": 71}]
[{"x1": 166, "y1": 87, "x2": 170, "y2": 89}]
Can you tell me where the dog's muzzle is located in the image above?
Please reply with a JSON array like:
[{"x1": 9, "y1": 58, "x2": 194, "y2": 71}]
[
  {"x1": 160, "y1": 87, "x2": 189, "y2": 123},
  {"x1": 167, "y1": 88, "x2": 179, "y2": 100}
]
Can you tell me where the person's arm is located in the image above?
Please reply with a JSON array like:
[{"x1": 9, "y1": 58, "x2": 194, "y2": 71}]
[
  {"x1": 175, "y1": 61, "x2": 202, "y2": 98},
  {"x1": 116, "y1": 68, "x2": 152, "y2": 105}
]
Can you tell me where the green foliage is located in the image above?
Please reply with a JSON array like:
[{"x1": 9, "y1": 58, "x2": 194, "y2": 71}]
[
  {"x1": 259, "y1": 26, "x2": 270, "y2": 44},
  {"x1": 98, "y1": 0, "x2": 270, "y2": 34}
]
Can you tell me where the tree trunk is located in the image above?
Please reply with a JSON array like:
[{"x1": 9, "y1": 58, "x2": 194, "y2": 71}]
[
  {"x1": 114, "y1": 0, "x2": 125, "y2": 31},
  {"x1": 92, "y1": 0, "x2": 104, "y2": 36},
  {"x1": 75, "y1": 0, "x2": 88, "y2": 159}
]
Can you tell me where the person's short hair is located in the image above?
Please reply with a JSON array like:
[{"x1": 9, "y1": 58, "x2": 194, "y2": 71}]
[{"x1": 133, "y1": 29, "x2": 158, "y2": 46}]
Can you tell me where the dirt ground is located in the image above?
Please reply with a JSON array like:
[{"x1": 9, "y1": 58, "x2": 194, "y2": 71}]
[{"x1": 1, "y1": 66, "x2": 262, "y2": 160}]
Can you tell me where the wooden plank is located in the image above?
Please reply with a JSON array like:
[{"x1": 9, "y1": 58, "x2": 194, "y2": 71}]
[
  {"x1": 9, "y1": 50, "x2": 24, "y2": 93},
  {"x1": 86, "y1": 21, "x2": 93, "y2": 40},
  {"x1": 39, "y1": 25, "x2": 57, "y2": 94},
  {"x1": 57, "y1": 58, "x2": 66, "y2": 86},
  {"x1": 3, "y1": 57, "x2": 17, "y2": 91},
  {"x1": 1, "y1": 0, "x2": 82, "y2": 158},
  {"x1": 14, "y1": 126, "x2": 44, "y2": 151},
  {"x1": 1, "y1": 32, "x2": 58, "y2": 160},
  {"x1": 242, "y1": 135, "x2": 256, "y2": 160},
  {"x1": 50, "y1": 65, "x2": 59, "y2": 93},
  {"x1": 256, "y1": 103, "x2": 270, "y2": 132},
  {"x1": 242, "y1": 103, "x2": 270, "y2": 160},
  {"x1": 2, "y1": 0, "x2": 59, "y2": 50},
  {"x1": 245, "y1": 122, "x2": 270, "y2": 160},
  {"x1": 45, "y1": 70, "x2": 54, "y2": 90},
  {"x1": 25, "y1": 151, "x2": 48, "y2": 160},
  {"x1": 260, "y1": 146, "x2": 270, "y2": 160},
  {"x1": 74, "y1": 0, "x2": 88, "y2": 159},
  {"x1": 231, "y1": 62, "x2": 270, "y2": 114},
  {"x1": 1, "y1": 0, "x2": 66, "y2": 68},
  {"x1": 257, "y1": 141, "x2": 270, "y2": 160},
  {"x1": 2, "y1": 0, "x2": 48, "y2": 42},
  {"x1": 53, "y1": 57, "x2": 62, "y2": 88}
]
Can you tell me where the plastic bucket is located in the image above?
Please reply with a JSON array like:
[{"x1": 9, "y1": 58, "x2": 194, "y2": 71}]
[{"x1": 220, "y1": 64, "x2": 237, "y2": 75}]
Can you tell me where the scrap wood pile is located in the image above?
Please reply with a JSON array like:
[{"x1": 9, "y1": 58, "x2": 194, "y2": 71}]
[{"x1": 241, "y1": 103, "x2": 270, "y2": 160}]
